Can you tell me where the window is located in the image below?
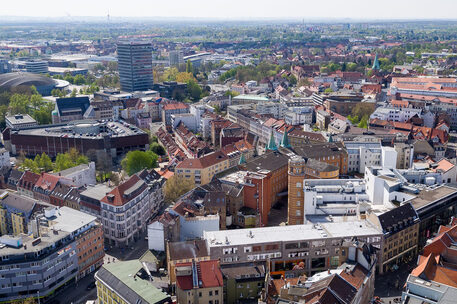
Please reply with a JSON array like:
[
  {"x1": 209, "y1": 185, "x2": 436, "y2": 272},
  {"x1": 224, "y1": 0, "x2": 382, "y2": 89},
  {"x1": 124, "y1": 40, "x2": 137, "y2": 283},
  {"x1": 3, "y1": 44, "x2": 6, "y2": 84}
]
[
  {"x1": 265, "y1": 244, "x2": 278, "y2": 250},
  {"x1": 296, "y1": 210, "x2": 301, "y2": 216},
  {"x1": 285, "y1": 243, "x2": 299, "y2": 250},
  {"x1": 199, "y1": 292, "x2": 202, "y2": 297},
  {"x1": 296, "y1": 182, "x2": 301, "y2": 188},
  {"x1": 215, "y1": 290, "x2": 218, "y2": 296},
  {"x1": 209, "y1": 290, "x2": 213, "y2": 296},
  {"x1": 311, "y1": 257, "x2": 326, "y2": 269},
  {"x1": 296, "y1": 201, "x2": 301, "y2": 207}
]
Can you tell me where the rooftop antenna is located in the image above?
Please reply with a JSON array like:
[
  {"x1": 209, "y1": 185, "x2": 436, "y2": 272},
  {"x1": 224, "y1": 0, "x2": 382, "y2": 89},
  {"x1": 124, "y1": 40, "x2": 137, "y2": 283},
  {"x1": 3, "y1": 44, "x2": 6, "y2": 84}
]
[{"x1": 107, "y1": 11, "x2": 112, "y2": 38}]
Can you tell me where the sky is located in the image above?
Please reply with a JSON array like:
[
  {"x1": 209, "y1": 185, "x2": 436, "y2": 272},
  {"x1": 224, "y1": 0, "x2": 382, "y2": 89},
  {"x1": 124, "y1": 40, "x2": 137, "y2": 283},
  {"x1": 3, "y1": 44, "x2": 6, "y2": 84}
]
[{"x1": 2, "y1": 0, "x2": 457, "y2": 20}]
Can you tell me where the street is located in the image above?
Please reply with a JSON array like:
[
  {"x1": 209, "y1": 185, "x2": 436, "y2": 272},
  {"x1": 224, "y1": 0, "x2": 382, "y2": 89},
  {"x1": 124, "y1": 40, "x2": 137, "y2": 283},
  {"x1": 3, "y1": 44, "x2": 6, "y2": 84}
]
[
  {"x1": 49, "y1": 232, "x2": 149, "y2": 304},
  {"x1": 51, "y1": 273, "x2": 97, "y2": 304},
  {"x1": 374, "y1": 260, "x2": 415, "y2": 303}
]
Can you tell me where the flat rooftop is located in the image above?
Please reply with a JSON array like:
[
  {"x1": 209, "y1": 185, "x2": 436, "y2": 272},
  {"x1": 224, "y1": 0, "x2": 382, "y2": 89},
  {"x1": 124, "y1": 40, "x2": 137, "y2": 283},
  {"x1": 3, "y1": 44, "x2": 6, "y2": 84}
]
[
  {"x1": 204, "y1": 220, "x2": 381, "y2": 247},
  {"x1": 80, "y1": 184, "x2": 113, "y2": 200},
  {"x1": 51, "y1": 206, "x2": 97, "y2": 232},
  {"x1": 48, "y1": 67, "x2": 88, "y2": 73},
  {"x1": 233, "y1": 94, "x2": 269, "y2": 101},
  {"x1": 0, "y1": 207, "x2": 96, "y2": 257},
  {"x1": 6, "y1": 114, "x2": 36, "y2": 125},
  {"x1": 12, "y1": 120, "x2": 146, "y2": 140},
  {"x1": 408, "y1": 185, "x2": 457, "y2": 210}
]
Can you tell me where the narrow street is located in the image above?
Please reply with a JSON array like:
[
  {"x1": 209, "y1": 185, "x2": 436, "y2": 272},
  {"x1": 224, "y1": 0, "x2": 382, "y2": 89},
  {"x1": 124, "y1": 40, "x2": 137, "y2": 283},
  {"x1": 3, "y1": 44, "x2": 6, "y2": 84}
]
[
  {"x1": 374, "y1": 260, "x2": 416, "y2": 303},
  {"x1": 49, "y1": 232, "x2": 149, "y2": 304}
]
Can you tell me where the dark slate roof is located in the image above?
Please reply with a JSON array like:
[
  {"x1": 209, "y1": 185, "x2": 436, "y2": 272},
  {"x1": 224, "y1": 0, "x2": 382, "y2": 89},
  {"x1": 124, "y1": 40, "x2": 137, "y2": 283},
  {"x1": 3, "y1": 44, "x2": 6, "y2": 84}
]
[
  {"x1": 220, "y1": 183, "x2": 243, "y2": 198},
  {"x1": 0, "y1": 192, "x2": 37, "y2": 213},
  {"x1": 55, "y1": 97, "x2": 90, "y2": 116},
  {"x1": 378, "y1": 202, "x2": 419, "y2": 234},
  {"x1": 168, "y1": 240, "x2": 208, "y2": 261},
  {"x1": 0, "y1": 72, "x2": 55, "y2": 90},
  {"x1": 136, "y1": 169, "x2": 162, "y2": 184},
  {"x1": 244, "y1": 151, "x2": 289, "y2": 172},
  {"x1": 306, "y1": 158, "x2": 339, "y2": 173},
  {"x1": 292, "y1": 142, "x2": 347, "y2": 159},
  {"x1": 8, "y1": 169, "x2": 24, "y2": 182}
]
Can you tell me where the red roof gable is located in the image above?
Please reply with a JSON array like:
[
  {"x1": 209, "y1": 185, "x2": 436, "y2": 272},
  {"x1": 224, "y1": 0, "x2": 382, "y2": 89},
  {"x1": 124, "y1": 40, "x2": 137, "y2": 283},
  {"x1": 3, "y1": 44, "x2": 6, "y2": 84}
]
[
  {"x1": 101, "y1": 175, "x2": 146, "y2": 206},
  {"x1": 162, "y1": 102, "x2": 189, "y2": 111},
  {"x1": 175, "y1": 260, "x2": 223, "y2": 290},
  {"x1": 35, "y1": 173, "x2": 65, "y2": 192}
]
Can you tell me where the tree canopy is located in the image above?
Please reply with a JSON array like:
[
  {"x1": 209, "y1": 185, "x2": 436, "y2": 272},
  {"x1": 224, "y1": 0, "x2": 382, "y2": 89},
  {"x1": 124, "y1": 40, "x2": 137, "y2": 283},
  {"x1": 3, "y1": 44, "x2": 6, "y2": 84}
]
[
  {"x1": 150, "y1": 142, "x2": 166, "y2": 156},
  {"x1": 164, "y1": 175, "x2": 194, "y2": 204},
  {"x1": 121, "y1": 151, "x2": 158, "y2": 176},
  {"x1": 18, "y1": 149, "x2": 88, "y2": 173}
]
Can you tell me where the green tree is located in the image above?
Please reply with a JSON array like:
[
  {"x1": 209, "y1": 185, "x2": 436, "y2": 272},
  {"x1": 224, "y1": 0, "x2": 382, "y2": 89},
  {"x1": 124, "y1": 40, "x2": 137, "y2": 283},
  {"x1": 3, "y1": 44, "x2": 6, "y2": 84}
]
[
  {"x1": 162, "y1": 67, "x2": 179, "y2": 82},
  {"x1": 324, "y1": 88, "x2": 334, "y2": 94},
  {"x1": 121, "y1": 151, "x2": 158, "y2": 176},
  {"x1": 150, "y1": 142, "x2": 166, "y2": 156},
  {"x1": 73, "y1": 74, "x2": 86, "y2": 85},
  {"x1": 357, "y1": 115, "x2": 369, "y2": 129},
  {"x1": 9, "y1": 94, "x2": 30, "y2": 114},
  {"x1": 33, "y1": 103, "x2": 54, "y2": 125},
  {"x1": 176, "y1": 72, "x2": 195, "y2": 83},
  {"x1": 187, "y1": 80, "x2": 202, "y2": 101},
  {"x1": 164, "y1": 175, "x2": 193, "y2": 204},
  {"x1": 224, "y1": 90, "x2": 239, "y2": 98},
  {"x1": 64, "y1": 74, "x2": 74, "y2": 84},
  {"x1": 186, "y1": 59, "x2": 193, "y2": 74},
  {"x1": 54, "y1": 148, "x2": 88, "y2": 171},
  {"x1": 213, "y1": 105, "x2": 221, "y2": 114},
  {"x1": 35, "y1": 153, "x2": 53, "y2": 172},
  {"x1": 352, "y1": 103, "x2": 375, "y2": 119},
  {"x1": 20, "y1": 158, "x2": 40, "y2": 173},
  {"x1": 70, "y1": 88, "x2": 77, "y2": 97}
]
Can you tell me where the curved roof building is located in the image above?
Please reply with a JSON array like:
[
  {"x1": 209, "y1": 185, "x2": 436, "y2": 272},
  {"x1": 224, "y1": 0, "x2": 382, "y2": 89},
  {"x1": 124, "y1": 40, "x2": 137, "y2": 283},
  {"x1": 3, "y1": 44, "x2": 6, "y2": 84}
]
[{"x1": 0, "y1": 72, "x2": 68, "y2": 96}]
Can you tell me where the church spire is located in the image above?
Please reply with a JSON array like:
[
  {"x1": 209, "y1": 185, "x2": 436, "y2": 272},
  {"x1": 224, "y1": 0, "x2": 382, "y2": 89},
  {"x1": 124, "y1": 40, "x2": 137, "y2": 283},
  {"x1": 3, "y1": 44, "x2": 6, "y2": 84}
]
[
  {"x1": 238, "y1": 153, "x2": 246, "y2": 165},
  {"x1": 280, "y1": 129, "x2": 291, "y2": 148},
  {"x1": 266, "y1": 131, "x2": 278, "y2": 151},
  {"x1": 372, "y1": 53, "x2": 380, "y2": 70}
]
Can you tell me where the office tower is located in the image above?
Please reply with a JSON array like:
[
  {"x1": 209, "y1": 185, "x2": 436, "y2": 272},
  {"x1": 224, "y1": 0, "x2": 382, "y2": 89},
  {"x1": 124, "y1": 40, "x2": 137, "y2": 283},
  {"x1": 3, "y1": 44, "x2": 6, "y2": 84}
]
[
  {"x1": 117, "y1": 41, "x2": 153, "y2": 92},
  {"x1": 0, "y1": 58, "x2": 11, "y2": 74},
  {"x1": 25, "y1": 60, "x2": 48, "y2": 74},
  {"x1": 169, "y1": 50, "x2": 184, "y2": 67}
]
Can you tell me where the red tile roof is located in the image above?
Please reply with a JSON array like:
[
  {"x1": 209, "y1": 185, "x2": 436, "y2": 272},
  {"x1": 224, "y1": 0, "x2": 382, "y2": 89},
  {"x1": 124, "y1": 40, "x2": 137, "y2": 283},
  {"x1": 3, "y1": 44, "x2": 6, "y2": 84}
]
[
  {"x1": 35, "y1": 173, "x2": 65, "y2": 191},
  {"x1": 18, "y1": 171, "x2": 40, "y2": 189},
  {"x1": 162, "y1": 102, "x2": 189, "y2": 111},
  {"x1": 101, "y1": 175, "x2": 147, "y2": 206},
  {"x1": 176, "y1": 151, "x2": 228, "y2": 169},
  {"x1": 175, "y1": 260, "x2": 223, "y2": 290},
  {"x1": 339, "y1": 265, "x2": 370, "y2": 290},
  {"x1": 433, "y1": 158, "x2": 455, "y2": 174}
]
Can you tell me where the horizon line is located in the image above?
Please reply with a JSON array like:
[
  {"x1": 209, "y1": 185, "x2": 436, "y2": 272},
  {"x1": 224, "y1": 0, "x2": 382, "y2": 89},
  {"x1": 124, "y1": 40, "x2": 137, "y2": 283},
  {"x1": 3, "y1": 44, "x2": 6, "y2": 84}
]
[{"x1": 1, "y1": 15, "x2": 457, "y2": 22}]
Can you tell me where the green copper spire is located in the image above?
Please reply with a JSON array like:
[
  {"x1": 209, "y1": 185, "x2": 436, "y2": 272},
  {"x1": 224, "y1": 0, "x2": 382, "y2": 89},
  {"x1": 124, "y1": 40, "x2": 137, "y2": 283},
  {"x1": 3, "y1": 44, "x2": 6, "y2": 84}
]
[
  {"x1": 239, "y1": 153, "x2": 246, "y2": 165},
  {"x1": 266, "y1": 131, "x2": 278, "y2": 151},
  {"x1": 372, "y1": 53, "x2": 380, "y2": 70},
  {"x1": 328, "y1": 133, "x2": 333, "y2": 143},
  {"x1": 280, "y1": 129, "x2": 291, "y2": 148}
]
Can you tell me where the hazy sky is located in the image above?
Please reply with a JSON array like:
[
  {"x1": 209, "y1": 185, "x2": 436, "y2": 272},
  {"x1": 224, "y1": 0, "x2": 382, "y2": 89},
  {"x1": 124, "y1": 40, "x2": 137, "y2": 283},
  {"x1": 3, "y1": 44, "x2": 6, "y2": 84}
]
[{"x1": 2, "y1": 0, "x2": 457, "y2": 20}]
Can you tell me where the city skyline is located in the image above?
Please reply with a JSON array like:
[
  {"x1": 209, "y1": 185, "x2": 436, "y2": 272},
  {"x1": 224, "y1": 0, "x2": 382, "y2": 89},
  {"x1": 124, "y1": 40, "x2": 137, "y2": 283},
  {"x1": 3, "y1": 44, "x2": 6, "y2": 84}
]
[{"x1": 2, "y1": 0, "x2": 457, "y2": 20}]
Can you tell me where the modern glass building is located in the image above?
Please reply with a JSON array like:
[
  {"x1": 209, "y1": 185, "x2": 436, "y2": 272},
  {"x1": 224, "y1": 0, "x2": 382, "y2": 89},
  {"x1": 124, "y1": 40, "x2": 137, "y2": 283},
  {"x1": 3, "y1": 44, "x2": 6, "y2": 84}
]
[{"x1": 117, "y1": 41, "x2": 153, "y2": 92}]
